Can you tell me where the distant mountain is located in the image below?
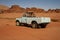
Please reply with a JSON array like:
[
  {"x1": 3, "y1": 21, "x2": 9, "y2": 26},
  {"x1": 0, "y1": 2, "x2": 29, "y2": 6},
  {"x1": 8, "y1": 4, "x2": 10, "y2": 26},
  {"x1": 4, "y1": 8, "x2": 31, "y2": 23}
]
[
  {"x1": 0, "y1": 5, "x2": 60, "y2": 13},
  {"x1": 0, "y1": 5, "x2": 9, "y2": 10},
  {"x1": 47, "y1": 9, "x2": 60, "y2": 13},
  {"x1": 6, "y1": 5, "x2": 25, "y2": 13}
]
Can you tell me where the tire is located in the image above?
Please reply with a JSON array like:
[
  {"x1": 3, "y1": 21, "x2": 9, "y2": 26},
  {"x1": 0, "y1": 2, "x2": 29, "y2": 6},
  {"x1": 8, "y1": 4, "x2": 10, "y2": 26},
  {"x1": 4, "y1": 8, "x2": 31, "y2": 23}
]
[
  {"x1": 40, "y1": 23, "x2": 47, "y2": 28},
  {"x1": 32, "y1": 22, "x2": 38, "y2": 28},
  {"x1": 16, "y1": 21, "x2": 20, "y2": 26}
]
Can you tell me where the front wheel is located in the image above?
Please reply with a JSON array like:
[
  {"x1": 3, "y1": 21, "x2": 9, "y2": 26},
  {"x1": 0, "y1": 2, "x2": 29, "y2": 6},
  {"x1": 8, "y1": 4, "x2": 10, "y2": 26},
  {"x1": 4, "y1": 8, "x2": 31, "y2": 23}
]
[{"x1": 16, "y1": 21, "x2": 20, "y2": 26}]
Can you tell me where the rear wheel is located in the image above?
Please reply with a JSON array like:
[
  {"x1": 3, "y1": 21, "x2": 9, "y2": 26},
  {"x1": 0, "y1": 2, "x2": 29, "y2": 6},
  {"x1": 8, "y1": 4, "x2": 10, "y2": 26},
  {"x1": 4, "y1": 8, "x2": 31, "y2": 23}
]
[{"x1": 40, "y1": 23, "x2": 47, "y2": 28}]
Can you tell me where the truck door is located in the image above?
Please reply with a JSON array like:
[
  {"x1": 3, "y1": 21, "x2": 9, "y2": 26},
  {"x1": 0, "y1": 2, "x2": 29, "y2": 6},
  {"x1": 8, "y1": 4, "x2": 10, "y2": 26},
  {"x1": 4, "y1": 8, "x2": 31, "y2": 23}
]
[{"x1": 21, "y1": 17, "x2": 27, "y2": 23}]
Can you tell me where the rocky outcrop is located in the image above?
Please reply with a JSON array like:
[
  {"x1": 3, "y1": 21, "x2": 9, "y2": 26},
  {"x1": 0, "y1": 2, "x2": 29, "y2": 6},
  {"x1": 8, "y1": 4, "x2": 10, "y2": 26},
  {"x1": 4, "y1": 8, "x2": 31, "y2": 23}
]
[
  {"x1": 47, "y1": 9, "x2": 60, "y2": 13},
  {"x1": 4, "y1": 5, "x2": 25, "y2": 13},
  {"x1": 0, "y1": 5, "x2": 9, "y2": 10},
  {"x1": 0, "y1": 5, "x2": 9, "y2": 13},
  {"x1": 25, "y1": 7, "x2": 46, "y2": 13},
  {"x1": 0, "y1": 5, "x2": 60, "y2": 13},
  {"x1": 55, "y1": 9, "x2": 60, "y2": 13}
]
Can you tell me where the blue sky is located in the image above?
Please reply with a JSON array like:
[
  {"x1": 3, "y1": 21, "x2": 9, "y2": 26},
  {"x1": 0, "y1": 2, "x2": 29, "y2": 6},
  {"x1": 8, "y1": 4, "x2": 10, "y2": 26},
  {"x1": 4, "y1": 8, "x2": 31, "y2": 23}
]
[{"x1": 0, "y1": 0, "x2": 60, "y2": 10}]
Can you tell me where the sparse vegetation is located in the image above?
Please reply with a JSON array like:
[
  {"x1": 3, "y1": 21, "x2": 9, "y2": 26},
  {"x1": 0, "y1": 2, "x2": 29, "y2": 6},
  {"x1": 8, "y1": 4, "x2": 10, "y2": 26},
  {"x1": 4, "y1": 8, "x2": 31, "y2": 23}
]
[{"x1": 51, "y1": 19, "x2": 60, "y2": 22}]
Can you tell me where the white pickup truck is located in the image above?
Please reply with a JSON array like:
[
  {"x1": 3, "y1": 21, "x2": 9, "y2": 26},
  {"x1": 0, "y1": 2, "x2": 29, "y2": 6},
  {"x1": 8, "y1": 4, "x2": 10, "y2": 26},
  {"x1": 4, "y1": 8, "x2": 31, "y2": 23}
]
[{"x1": 16, "y1": 12, "x2": 51, "y2": 28}]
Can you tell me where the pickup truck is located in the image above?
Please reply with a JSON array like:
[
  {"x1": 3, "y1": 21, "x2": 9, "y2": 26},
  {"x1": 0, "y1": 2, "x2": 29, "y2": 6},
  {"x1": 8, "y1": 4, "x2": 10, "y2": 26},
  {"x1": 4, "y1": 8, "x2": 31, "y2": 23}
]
[{"x1": 16, "y1": 12, "x2": 51, "y2": 28}]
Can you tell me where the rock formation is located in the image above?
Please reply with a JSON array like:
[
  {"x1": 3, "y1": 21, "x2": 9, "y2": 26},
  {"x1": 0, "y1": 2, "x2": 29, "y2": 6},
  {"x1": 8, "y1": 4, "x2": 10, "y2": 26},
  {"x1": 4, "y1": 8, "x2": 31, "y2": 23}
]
[{"x1": 0, "y1": 5, "x2": 60, "y2": 13}]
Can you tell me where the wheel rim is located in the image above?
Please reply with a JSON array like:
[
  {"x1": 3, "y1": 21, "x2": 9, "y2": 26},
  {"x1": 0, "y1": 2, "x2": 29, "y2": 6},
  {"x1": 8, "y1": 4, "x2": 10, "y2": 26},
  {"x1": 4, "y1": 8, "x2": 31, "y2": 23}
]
[
  {"x1": 32, "y1": 24, "x2": 36, "y2": 28},
  {"x1": 38, "y1": 25, "x2": 41, "y2": 28},
  {"x1": 16, "y1": 22, "x2": 19, "y2": 26},
  {"x1": 32, "y1": 23, "x2": 37, "y2": 28}
]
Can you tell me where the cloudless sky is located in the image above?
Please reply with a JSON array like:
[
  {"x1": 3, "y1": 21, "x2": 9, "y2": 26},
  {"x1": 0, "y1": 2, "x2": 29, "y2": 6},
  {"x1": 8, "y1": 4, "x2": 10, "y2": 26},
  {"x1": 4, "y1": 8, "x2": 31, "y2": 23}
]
[{"x1": 0, "y1": 0, "x2": 60, "y2": 10}]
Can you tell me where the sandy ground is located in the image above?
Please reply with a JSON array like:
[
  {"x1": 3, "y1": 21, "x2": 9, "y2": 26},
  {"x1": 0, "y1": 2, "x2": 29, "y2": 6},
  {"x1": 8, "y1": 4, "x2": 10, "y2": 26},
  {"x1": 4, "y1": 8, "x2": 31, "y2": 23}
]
[{"x1": 0, "y1": 13, "x2": 60, "y2": 40}]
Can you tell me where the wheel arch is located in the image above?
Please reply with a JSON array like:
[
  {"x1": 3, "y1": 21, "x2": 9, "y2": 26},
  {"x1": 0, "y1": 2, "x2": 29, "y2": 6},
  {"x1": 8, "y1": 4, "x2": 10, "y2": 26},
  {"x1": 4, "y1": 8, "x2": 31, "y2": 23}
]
[
  {"x1": 31, "y1": 21, "x2": 37, "y2": 24},
  {"x1": 16, "y1": 20, "x2": 19, "y2": 22}
]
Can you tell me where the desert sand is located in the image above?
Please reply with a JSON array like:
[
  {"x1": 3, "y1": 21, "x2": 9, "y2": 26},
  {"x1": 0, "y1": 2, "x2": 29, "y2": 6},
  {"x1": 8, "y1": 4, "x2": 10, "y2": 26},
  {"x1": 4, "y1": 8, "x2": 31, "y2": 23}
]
[
  {"x1": 0, "y1": 12, "x2": 60, "y2": 40},
  {"x1": 0, "y1": 4, "x2": 60, "y2": 40}
]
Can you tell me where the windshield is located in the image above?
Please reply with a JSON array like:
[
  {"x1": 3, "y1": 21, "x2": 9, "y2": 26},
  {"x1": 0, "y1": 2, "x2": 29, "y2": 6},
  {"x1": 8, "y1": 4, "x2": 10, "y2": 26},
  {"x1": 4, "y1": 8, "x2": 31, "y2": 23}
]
[{"x1": 23, "y1": 12, "x2": 36, "y2": 17}]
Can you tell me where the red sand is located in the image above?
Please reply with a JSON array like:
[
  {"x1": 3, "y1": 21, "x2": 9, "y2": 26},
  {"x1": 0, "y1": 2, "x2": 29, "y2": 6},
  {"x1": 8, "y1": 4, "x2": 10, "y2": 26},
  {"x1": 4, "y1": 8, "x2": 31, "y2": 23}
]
[
  {"x1": 0, "y1": 13, "x2": 60, "y2": 40},
  {"x1": 0, "y1": 22, "x2": 60, "y2": 40}
]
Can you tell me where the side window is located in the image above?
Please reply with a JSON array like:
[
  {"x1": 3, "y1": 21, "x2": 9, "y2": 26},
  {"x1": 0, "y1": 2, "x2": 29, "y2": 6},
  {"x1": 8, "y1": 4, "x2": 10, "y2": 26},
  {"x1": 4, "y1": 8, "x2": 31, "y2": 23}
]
[
  {"x1": 23, "y1": 13, "x2": 29, "y2": 17},
  {"x1": 23, "y1": 12, "x2": 36, "y2": 17},
  {"x1": 23, "y1": 14, "x2": 26, "y2": 17}
]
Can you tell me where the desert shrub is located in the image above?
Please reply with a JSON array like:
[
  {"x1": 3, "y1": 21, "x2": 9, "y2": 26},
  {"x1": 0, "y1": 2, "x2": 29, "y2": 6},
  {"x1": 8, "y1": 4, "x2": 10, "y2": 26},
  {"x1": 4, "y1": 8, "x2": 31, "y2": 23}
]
[{"x1": 51, "y1": 19, "x2": 59, "y2": 22}]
